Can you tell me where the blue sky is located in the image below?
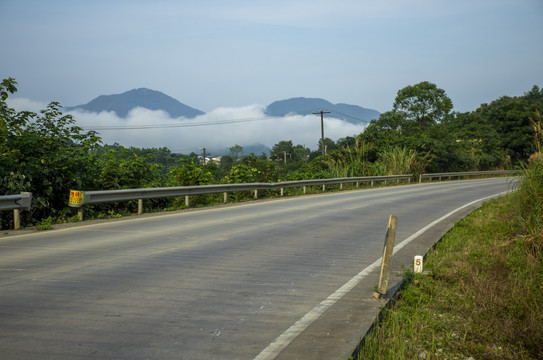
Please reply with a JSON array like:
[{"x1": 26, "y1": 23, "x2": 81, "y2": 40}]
[{"x1": 1, "y1": 0, "x2": 543, "y2": 151}]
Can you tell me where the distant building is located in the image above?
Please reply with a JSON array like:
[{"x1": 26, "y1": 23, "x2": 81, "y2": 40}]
[{"x1": 198, "y1": 155, "x2": 222, "y2": 164}]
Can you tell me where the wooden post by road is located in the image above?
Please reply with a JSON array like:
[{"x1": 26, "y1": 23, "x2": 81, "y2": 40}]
[
  {"x1": 13, "y1": 209, "x2": 20, "y2": 230},
  {"x1": 375, "y1": 215, "x2": 398, "y2": 297}
]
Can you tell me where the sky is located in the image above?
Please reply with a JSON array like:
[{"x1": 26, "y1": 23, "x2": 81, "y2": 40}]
[{"x1": 1, "y1": 0, "x2": 543, "y2": 153}]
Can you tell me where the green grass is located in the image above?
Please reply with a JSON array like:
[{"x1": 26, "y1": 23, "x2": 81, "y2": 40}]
[{"x1": 354, "y1": 193, "x2": 543, "y2": 360}]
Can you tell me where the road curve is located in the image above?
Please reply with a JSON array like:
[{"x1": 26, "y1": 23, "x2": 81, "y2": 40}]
[{"x1": 0, "y1": 178, "x2": 513, "y2": 359}]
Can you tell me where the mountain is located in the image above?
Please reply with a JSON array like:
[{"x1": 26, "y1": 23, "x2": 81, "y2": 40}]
[
  {"x1": 264, "y1": 97, "x2": 380, "y2": 124},
  {"x1": 66, "y1": 88, "x2": 204, "y2": 118}
]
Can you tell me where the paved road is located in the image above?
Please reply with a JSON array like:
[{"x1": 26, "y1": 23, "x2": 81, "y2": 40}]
[{"x1": 0, "y1": 178, "x2": 513, "y2": 359}]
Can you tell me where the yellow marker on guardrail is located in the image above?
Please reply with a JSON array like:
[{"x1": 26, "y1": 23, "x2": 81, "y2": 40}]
[
  {"x1": 68, "y1": 190, "x2": 84, "y2": 221},
  {"x1": 69, "y1": 190, "x2": 84, "y2": 207}
]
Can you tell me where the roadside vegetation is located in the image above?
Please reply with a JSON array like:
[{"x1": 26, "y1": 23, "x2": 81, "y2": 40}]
[
  {"x1": 1, "y1": 77, "x2": 542, "y2": 229},
  {"x1": 354, "y1": 114, "x2": 543, "y2": 360}
]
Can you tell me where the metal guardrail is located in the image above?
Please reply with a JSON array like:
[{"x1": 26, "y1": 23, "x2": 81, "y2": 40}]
[
  {"x1": 0, "y1": 192, "x2": 32, "y2": 211},
  {"x1": 68, "y1": 175, "x2": 413, "y2": 219},
  {"x1": 0, "y1": 192, "x2": 32, "y2": 230},
  {"x1": 0, "y1": 171, "x2": 514, "y2": 228},
  {"x1": 67, "y1": 171, "x2": 516, "y2": 220},
  {"x1": 419, "y1": 170, "x2": 515, "y2": 182}
]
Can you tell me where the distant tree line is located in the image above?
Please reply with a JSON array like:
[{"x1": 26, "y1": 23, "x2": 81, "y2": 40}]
[{"x1": 1, "y1": 77, "x2": 542, "y2": 229}]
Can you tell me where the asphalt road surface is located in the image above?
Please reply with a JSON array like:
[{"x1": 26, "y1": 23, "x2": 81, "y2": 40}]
[{"x1": 0, "y1": 178, "x2": 513, "y2": 360}]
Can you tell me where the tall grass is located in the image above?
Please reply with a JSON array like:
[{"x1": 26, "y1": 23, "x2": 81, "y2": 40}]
[
  {"x1": 516, "y1": 110, "x2": 543, "y2": 234},
  {"x1": 323, "y1": 138, "x2": 376, "y2": 178},
  {"x1": 376, "y1": 146, "x2": 418, "y2": 175},
  {"x1": 323, "y1": 143, "x2": 432, "y2": 179},
  {"x1": 376, "y1": 146, "x2": 431, "y2": 178},
  {"x1": 531, "y1": 110, "x2": 542, "y2": 155},
  {"x1": 516, "y1": 158, "x2": 543, "y2": 234}
]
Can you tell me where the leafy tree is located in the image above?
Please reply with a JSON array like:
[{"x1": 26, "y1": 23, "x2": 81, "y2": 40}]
[
  {"x1": 292, "y1": 144, "x2": 310, "y2": 162},
  {"x1": 228, "y1": 144, "x2": 244, "y2": 160},
  {"x1": 310, "y1": 138, "x2": 338, "y2": 160},
  {"x1": 271, "y1": 140, "x2": 294, "y2": 163},
  {"x1": 0, "y1": 78, "x2": 101, "y2": 225},
  {"x1": 128, "y1": 146, "x2": 184, "y2": 172},
  {"x1": 270, "y1": 140, "x2": 310, "y2": 176},
  {"x1": 239, "y1": 153, "x2": 277, "y2": 182},
  {"x1": 360, "y1": 111, "x2": 410, "y2": 161},
  {"x1": 224, "y1": 164, "x2": 258, "y2": 184},
  {"x1": 216, "y1": 144, "x2": 245, "y2": 178},
  {"x1": 170, "y1": 157, "x2": 213, "y2": 186},
  {"x1": 218, "y1": 155, "x2": 236, "y2": 177},
  {"x1": 442, "y1": 112, "x2": 507, "y2": 170},
  {"x1": 336, "y1": 136, "x2": 357, "y2": 149},
  {"x1": 393, "y1": 81, "x2": 453, "y2": 130},
  {"x1": 473, "y1": 87, "x2": 543, "y2": 162},
  {"x1": 94, "y1": 145, "x2": 162, "y2": 189}
]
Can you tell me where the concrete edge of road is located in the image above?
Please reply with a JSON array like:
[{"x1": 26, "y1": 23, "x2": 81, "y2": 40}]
[
  {"x1": 257, "y1": 190, "x2": 512, "y2": 360},
  {"x1": 0, "y1": 178, "x2": 513, "y2": 241}
]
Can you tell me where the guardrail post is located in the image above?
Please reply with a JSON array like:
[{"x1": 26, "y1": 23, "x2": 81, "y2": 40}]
[
  {"x1": 371, "y1": 181, "x2": 374, "y2": 187},
  {"x1": 13, "y1": 209, "x2": 20, "y2": 230},
  {"x1": 322, "y1": 185, "x2": 326, "y2": 192},
  {"x1": 223, "y1": 192, "x2": 227, "y2": 204},
  {"x1": 68, "y1": 190, "x2": 83, "y2": 222},
  {"x1": 340, "y1": 183, "x2": 343, "y2": 190},
  {"x1": 280, "y1": 188, "x2": 284, "y2": 197},
  {"x1": 303, "y1": 186, "x2": 307, "y2": 194},
  {"x1": 254, "y1": 190, "x2": 258, "y2": 199},
  {"x1": 374, "y1": 214, "x2": 398, "y2": 299},
  {"x1": 185, "y1": 195, "x2": 190, "y2": 207},
  {"x1": 356, "y1": 182, "x2": 359, "y2": 188},
  {"x1": 138, "y1": 199, "x2": 143, "y2": 215}
]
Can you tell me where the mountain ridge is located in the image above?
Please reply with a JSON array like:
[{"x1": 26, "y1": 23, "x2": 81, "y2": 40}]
[
  {"x1": 67, "y1": 90, "x2": 380, "y2": 124},
  {"x1": 264, "y1": 97, "x2": 380, "y2": 124},
  {"x1": 66, "y1": 88, "x2": 205, "y2": 118}
]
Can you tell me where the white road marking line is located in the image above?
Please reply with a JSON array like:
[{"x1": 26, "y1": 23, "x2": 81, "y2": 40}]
[{"x1": 253, "y1": 191, "x2": 510, "y2": 360}]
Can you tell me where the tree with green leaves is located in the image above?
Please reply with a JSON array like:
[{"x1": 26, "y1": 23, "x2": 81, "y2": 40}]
[
  {"x1": 359, "y1": 111, "x2": 410, "y2": 161},
  {"x1": 228, "y1": 144, "x2": 244, "y2": 160},
  {"x1": 1, "y1": 78, "x2": 101, "y2": 226},
  {"x1": 94, "y1": 145, "x2": 162, "y2": 189},
  {"x1": 473, "y1": 86, "x2": 543, "y2": 162},
  {"x1": 271, "y1": 140, "x2": 294, "y2": 163},
  {"x1": 393, "y1": 81, "x2": 453, "y2": 130}
]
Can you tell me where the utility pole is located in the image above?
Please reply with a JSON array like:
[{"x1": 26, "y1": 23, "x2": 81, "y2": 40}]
[
  {"x1": 200, "y1": 147, "x2": 206, "y2": 165},
  {"x1": 282, "y1": 151, "x2": 290, "y2": 164},
  {"x1": 313, "y1": 110, "x2": 331, "y2": 156}
]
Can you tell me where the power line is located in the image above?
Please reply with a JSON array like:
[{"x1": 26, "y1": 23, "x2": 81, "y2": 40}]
[
  {"x1": 329, "y1": 110, "x2": 371, "y2": 123},
  {"x1": 82, "y1": 115, "x2": 282, "y2": 131}
]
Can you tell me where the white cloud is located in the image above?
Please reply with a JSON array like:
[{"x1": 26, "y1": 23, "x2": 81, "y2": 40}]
[
  {"x1": 6, "y1": 97, "x2": 49, "y2": 113},
  {"x1": 69, "y1": 105, "x2": 367, "y2": 154}
]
